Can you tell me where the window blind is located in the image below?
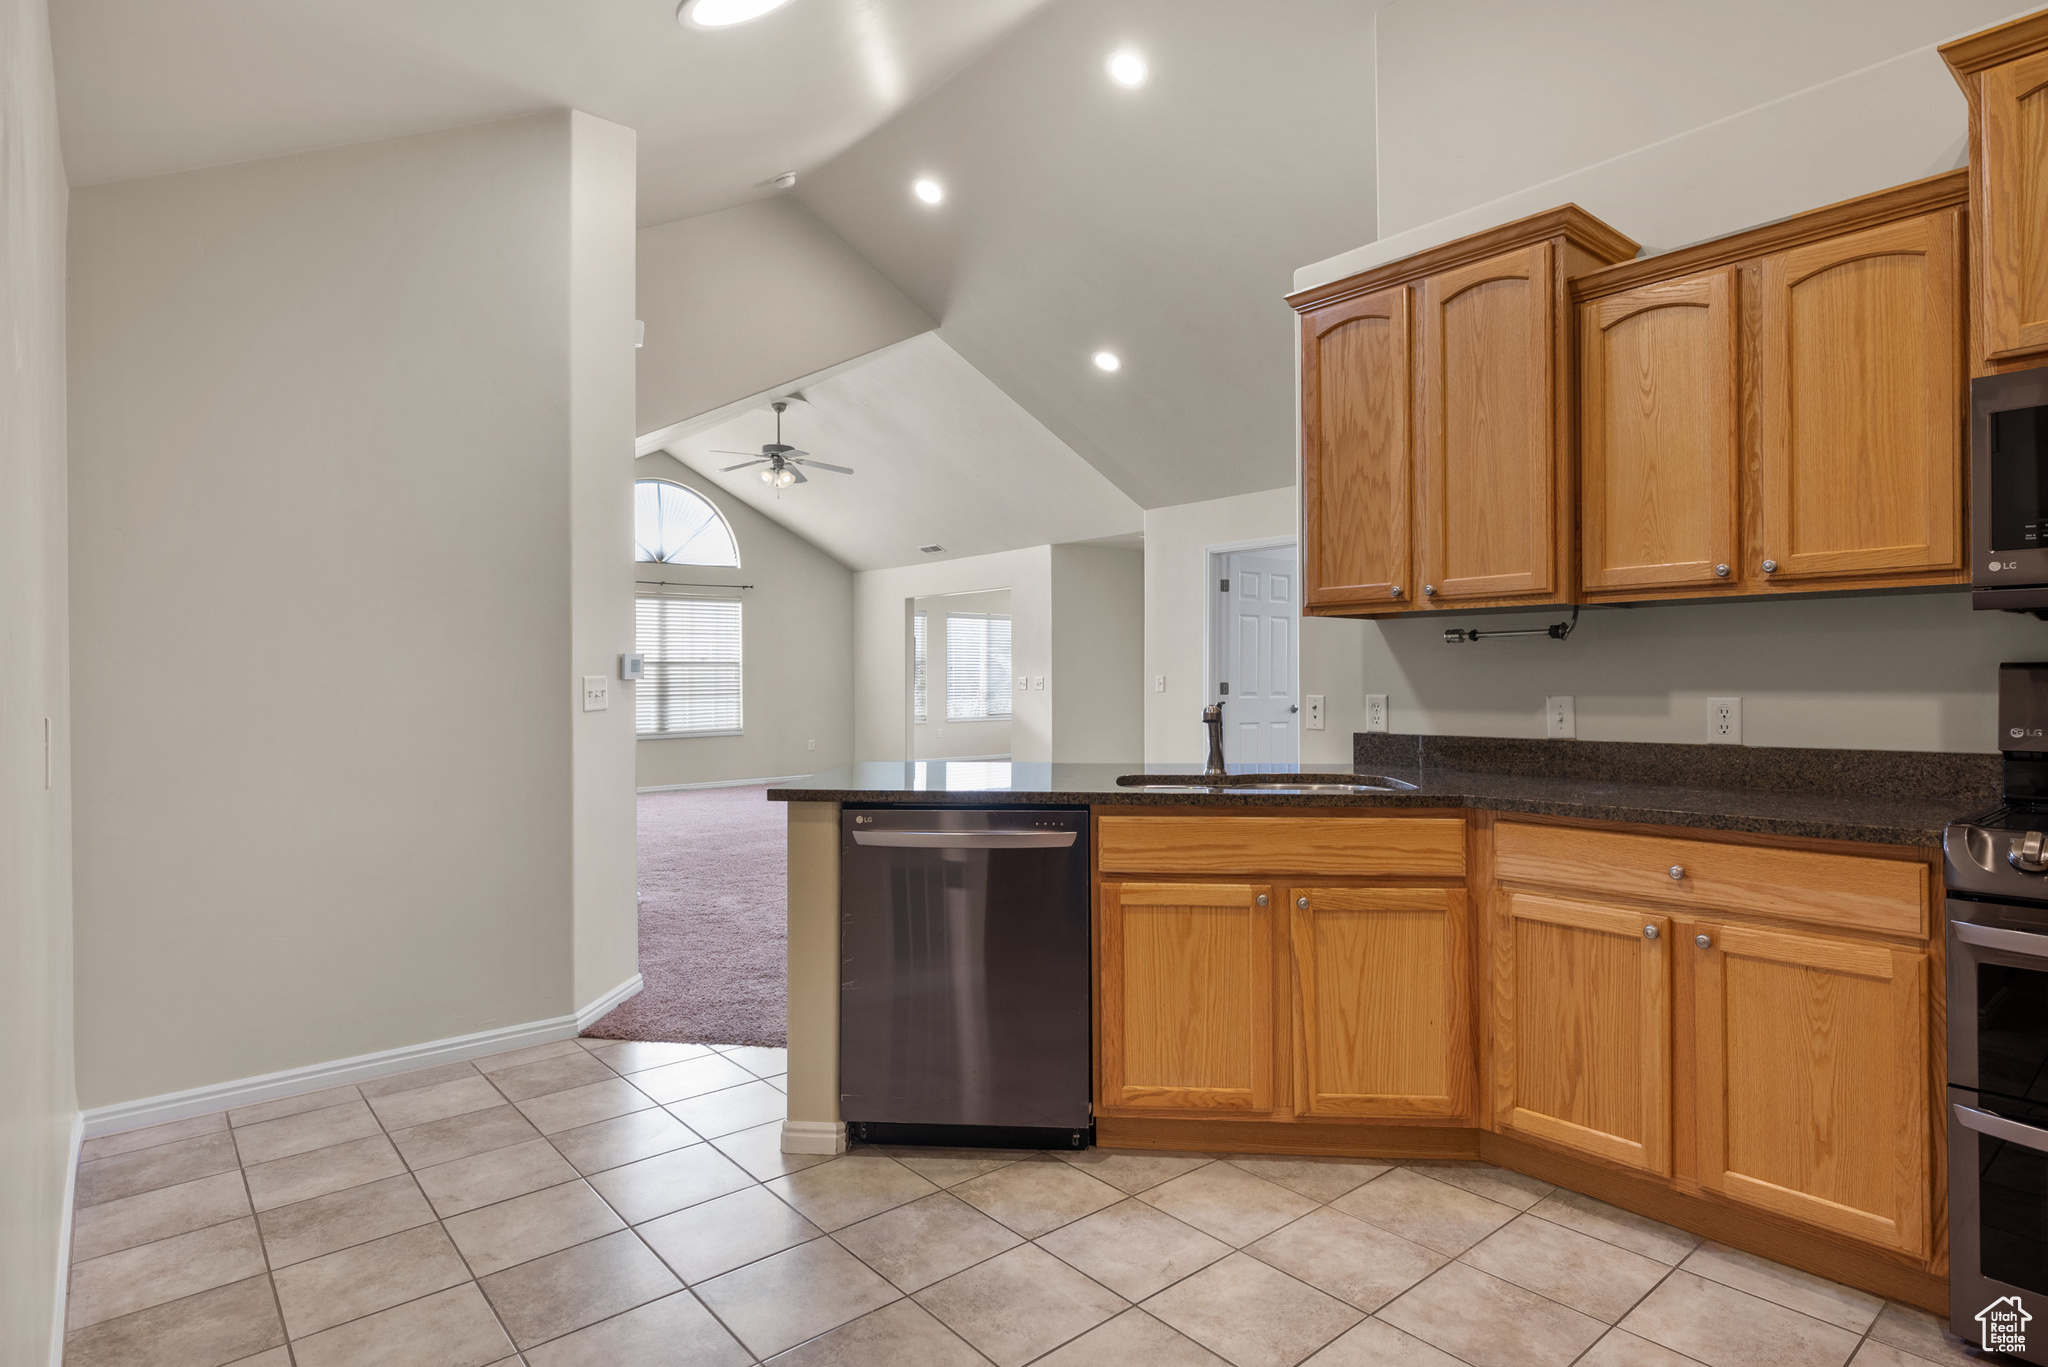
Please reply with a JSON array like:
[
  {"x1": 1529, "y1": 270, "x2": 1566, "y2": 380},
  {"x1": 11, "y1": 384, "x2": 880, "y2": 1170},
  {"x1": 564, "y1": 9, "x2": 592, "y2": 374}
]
[
  {"x1": 636, "y1": 597, "x2": 742, "y2": 735},
  {"x1": 914, "y1": 613, "x2": 928, "y2": 723},
  {"x1": 945, "y1": 613, "x2": 1013, "y2": 720}
]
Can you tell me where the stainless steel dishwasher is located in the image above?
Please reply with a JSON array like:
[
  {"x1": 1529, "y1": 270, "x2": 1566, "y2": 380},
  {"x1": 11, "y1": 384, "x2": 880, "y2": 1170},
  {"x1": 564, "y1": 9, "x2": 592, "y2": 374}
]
[{"x1": 839, "y1": 806, "x2": 1091, "y2": 1148}]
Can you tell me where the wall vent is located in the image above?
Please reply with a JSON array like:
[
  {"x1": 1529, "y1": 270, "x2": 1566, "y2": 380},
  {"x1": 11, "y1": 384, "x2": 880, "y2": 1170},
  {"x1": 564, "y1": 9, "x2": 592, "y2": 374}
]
[{"x1": 919, "y1": 544, "x2": 945, "y2": 554}]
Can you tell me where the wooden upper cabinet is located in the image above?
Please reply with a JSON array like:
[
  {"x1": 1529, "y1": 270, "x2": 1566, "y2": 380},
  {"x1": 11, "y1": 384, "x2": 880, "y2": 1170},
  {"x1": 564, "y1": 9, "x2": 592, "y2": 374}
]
[
  {"x1": 1291, "y1": 886, "x2": 1471, "y2": 1120},
  {"x1": 1691, "y1": 921, "x2": 1929, "y2": 1257},
  {"x1": 1302, "y1": 288, "x2": 1413, "y2": 609},
  {"x1": 1945, "y1": 13, "x2": 2048, "y2": 367},
  {"x1": 1419, "y1": 244, "x2": 1558, "y2": 603},
  {"x1": 1493, "y1": 891, "x2": 1672, "y2": 1176},
  {"x1": 1981, "y1": 50, "x2": 2048, "y2": 359},
  {"x1": 1756, "y1": 212, "x2": 1962, "y2": 584},
  {"x1": 1098, "y1": 881, "x2": 1273, "y2": 1114},
  {"x1": 1579, "y1": 269, "x2": 1738, "y2": 593}
]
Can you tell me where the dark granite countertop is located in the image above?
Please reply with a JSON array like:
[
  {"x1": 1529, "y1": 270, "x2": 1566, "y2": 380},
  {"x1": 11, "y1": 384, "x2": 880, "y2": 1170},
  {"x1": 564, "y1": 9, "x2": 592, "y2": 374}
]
[{"x1": 765, "y1": 737, "x2": 2001, "y2": 847}]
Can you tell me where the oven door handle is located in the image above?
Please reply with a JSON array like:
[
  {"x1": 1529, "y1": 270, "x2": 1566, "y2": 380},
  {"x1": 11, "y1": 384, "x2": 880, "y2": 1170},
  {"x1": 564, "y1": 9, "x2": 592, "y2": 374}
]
[
  {"x1": 1955, "y1": 1102, "x2": 2048, "y2": 1154},
  {"x1": 851, "y1": 830, "x2": 1077, "y2": 849},
  {"x1": 1951, "y1": 919, "x2": 2048, "y2": 960}
]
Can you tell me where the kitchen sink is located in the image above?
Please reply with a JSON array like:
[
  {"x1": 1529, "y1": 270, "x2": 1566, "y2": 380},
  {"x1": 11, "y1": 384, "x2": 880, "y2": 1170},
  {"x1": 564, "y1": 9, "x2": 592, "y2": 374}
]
[{"x1": 1114, "y1": 773, "x2": 1417, "y2": 793}]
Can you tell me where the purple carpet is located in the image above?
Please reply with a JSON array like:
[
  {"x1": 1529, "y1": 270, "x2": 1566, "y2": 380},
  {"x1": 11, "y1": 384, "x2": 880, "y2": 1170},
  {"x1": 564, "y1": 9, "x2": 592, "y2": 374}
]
[{"x1": 584, "y1": 785, "x2": 788, "y2": 1048}]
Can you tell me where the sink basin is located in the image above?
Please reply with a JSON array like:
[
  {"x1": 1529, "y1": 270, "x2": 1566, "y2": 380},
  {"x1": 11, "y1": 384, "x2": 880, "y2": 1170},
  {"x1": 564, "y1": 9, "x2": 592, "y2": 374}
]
[{"x1": 1115, "y1": 773, "x2": 1418, "y2": 793}]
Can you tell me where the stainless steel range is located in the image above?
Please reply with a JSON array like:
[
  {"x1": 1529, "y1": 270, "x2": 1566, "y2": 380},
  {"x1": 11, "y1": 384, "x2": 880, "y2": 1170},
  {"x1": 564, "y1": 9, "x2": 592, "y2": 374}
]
[{"x1": 1944, "y1": 662, "x2": 2048, "y2": 1363}]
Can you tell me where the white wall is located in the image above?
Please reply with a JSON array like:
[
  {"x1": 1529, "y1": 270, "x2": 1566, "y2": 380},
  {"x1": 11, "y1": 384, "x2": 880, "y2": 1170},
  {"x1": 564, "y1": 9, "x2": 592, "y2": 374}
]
[
  {"x1": 1280, "y1": 1, "x2": 2048, "y2": 756},
  {"x1": 912, "y1": 590, "x2": 1014, "y2": 760},
  {"x1": 634, "y1": 454, "x2": 855, "y2": 788},
  {"x1": 1050, "y1": 544, "x2": 1145, "y2": 763},
  {"x1": 1369, "y1": 0, "x2": 2022, "y2": 239},
  {"x1": 569, "y1": 113, "x2": 641, "y2": 1010},
  {"x1": 1, "y1": 0, "x2": 76, "y2": 1356},
  {"x1": 69, "y1": 112, "x2": 639, "y2": 1110},
  {"x1": 637, "y1": 196, "x2": 933, "y2": 440},
  {"x1": 856, "y1": 547, "x2": 1052, "y2": 763}
]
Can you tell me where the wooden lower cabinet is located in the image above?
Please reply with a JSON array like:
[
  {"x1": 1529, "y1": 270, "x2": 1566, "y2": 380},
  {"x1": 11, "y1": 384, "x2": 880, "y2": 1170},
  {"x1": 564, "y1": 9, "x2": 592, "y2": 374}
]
[
  {"x1": 1691, "y1": 920, "x2": 1931, "y2": 1258},
  {"x1": 1097, "y1": 881, "x2": 1274, "y2": 1113},
  {"x1": 1291, "y1": 886, "x2": 1472, "y2": 1119},
  {"x1": 1492, "y1": 892, "x2": 1672, "y2": 1175}
]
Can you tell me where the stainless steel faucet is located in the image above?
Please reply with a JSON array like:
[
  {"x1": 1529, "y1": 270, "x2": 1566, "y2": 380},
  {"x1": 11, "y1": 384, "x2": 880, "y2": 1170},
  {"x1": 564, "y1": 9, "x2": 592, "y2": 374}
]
[{"x1": 1203, "y1": 703, "x2": 1228, "y2": 779}]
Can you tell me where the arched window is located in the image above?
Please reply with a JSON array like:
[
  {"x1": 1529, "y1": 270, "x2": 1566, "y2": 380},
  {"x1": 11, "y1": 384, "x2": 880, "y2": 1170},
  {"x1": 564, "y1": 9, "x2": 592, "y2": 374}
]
[{"x1": 634, "y1": 479, "x2": 739, "y2": 566}]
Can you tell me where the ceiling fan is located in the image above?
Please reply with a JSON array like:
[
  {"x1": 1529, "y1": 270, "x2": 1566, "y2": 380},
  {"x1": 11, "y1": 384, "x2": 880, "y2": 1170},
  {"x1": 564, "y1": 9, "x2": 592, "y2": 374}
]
[{"x1": 714, "y1": 401, "x2": 853, "y2": 489}]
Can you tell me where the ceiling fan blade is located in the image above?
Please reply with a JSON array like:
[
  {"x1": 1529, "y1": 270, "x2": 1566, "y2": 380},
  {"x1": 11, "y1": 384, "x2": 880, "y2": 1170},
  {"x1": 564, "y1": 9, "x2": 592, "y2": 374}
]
[
  {"x1": 710, "y1": 449, "x2": 766, "y2": 457},
  {"x1": 719, "y1": 459, "x2": 768, "y2": 472},
  {"x1": 791, "y1": 459, "x2": 854, "y2": 475},
  {"x1": 780, "y1": 448, "x2": 809, "y2": 459}
]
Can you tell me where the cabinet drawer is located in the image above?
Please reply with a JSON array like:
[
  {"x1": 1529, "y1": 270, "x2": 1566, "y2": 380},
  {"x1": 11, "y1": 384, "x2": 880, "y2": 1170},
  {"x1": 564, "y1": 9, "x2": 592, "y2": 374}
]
[
  {"x1": 1098, "y1": 816, "x2": 1465, "y2": 877},
  {"x1": 1492, "y1": 822, "x2": 1925, "y2": 938}
]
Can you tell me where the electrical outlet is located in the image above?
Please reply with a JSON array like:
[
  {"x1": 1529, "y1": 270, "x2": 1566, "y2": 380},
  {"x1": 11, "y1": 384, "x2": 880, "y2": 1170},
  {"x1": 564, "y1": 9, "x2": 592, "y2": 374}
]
[
  {"x1": 1709, "y1": 696, "x2": 1742, "y2": 744},
  {"x1": 1546, "y1": 695, "x2": 1575, "y2": 739},
  {"x1": 582, "y1": 676, "x2": 608, "y2": 712},
  {"x1": 1365, "y1": 694, "x2": 1388, "y2": 733},
  {"x1": 1305, "y1": 694, "x2": 1325, "y2": 730},
  {"x1": 1155, "y1": 674, "x2": 1166, "y2": 693}
]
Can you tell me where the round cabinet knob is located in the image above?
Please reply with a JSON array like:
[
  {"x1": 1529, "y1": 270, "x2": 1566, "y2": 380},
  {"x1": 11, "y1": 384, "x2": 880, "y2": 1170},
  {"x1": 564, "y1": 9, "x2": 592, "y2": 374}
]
[
  {"x1": 1696, "y1": 933, "x2": 1713, "y2": 949},
  {"x1": 1668, "y1": 865, "x2": 1685, "y2": 880},
  {"x1": 1255, "y1": 894, "x2": 1268, "y2": 907},
  {"x1": 1297, "y1": 896, "x2": 1310, "y2": 909},
  {"x1": 1713, "y1": 564, "x2": 1729, "y2": 578},
  {"x1": 1761, "y1": 559, "x2": 1778, "y2": 573},
  {"x1": 1390, "y1": 586, "x2": 1404, "y2": 598},
  {"x1": 1643, "y1": 925, "x2": 1660, "y2": 940},
  {"x1": 1423, "y1": 584, "x2": 1437, "y2": 597}
]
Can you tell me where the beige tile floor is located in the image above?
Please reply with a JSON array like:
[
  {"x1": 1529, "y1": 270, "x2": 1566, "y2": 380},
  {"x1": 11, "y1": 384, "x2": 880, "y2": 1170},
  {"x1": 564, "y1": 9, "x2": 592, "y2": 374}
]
[{"x1": 62, "y1": 1035, "x2": 1990, "y2": 1367}]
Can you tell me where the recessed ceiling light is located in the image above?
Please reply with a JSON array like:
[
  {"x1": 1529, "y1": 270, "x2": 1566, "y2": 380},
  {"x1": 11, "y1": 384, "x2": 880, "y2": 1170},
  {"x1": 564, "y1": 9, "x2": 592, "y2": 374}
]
[
  {"x1": 1093, "y1": 351, "x2": 1122, "y2": 372},
  {"x1": 679, "y1": 0, "x2": 793, "y2": 29},
  {"x1": 912, "y1": 178, "x2": 944, "y2": 205},
  {"x1": 1106, "y1": 49, "x2": 1149, "y2": 88}
]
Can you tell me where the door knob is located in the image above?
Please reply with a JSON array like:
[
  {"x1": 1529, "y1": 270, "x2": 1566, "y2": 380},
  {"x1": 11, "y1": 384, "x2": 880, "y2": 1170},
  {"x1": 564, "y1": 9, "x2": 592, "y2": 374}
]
[
  {"x1": 1669, "y1": 865, "x2": 1685, "y2": 880},
  {"x1": 1297, "y1": 896, "x2": 1309, "y2": 909},
  {"x1": 1255, "y1": 894, "x2": 1268, "y2": 907},
  {"x1": 1761, "y1": 559, "x2": 1778, "y2": 573},
  {"x1": 1289, "y1": 705, "x2": 1299, "y2": 714},
  {"x1": 1696, "y1": 933, "x2": 1713, "y2": 949},
  {"x1": 1713, "y1": 564, "x2": 1729, "y2": 578},
  {"x1": 1643, "y1": 925, "x2": 1660, "y2": 940}
]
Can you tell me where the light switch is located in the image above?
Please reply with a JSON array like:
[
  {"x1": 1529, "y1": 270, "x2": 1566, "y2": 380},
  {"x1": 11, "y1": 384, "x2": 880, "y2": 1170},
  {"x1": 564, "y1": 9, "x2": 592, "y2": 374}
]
[
  {"x1": 1155, "y1": 674, "x2": 1166, "y2": 692},
  {"x1": 1016, "y1": 677, "x2": 1028, "y2": 692},
  {"x1": 808, "y1": 739, "x2": 817, "y2": 751},
  {"x1": 1033, "y1": 676, "x2": 1045, "y2": 690},
  {"x1": 582, "y1": 676, "x2": 608, "y2": 712}
]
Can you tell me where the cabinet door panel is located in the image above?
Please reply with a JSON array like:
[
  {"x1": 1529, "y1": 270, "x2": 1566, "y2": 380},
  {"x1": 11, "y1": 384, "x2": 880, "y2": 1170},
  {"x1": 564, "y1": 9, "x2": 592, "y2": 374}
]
[
  {"x1": 1982, "y1": 51, "x2": 2048, "y2": 359},
  {"x1": 1758, "y1": 213, "x2": 1962, "y2": 582},
  {"x1": 1693, "y1": 922, "x2": 1929, "y2": 1257},
  {"x1": 1420, "y1": 244, "x2": 1557, "y2": 601},
  {"x1": 1292, "y1": 887, "x2": 1471, "y2": 1119},
  {"x1": 1099, "y1": 882, "x2": 1273, "y2": 1112},
  {"x1": 1303, "y1": 288, "x2": 1413, "y2": 608},
  {"x1": 1495, "y1": 892, "x2": 1671, "y2": 1174},
  {"x1": 1580, "y1": 269, "x2": 1738, "y2": 592}
]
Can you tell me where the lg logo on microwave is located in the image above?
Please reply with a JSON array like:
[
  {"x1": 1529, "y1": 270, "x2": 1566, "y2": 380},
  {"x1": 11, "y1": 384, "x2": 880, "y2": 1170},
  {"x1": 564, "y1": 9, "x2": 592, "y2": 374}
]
[
  {"x1": 1992, "y1": 560, "x2": 2021, "y2": 571},
  {"x1": 2013, "y1": 727, "x2": 2043, "y2": 740}
]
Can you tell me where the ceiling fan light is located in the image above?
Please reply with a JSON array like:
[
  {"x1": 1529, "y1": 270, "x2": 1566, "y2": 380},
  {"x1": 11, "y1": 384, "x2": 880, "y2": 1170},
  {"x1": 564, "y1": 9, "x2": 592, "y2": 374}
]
[
  {"x1": 775, "y1": 467, "x2": 797, "y2": 488},
  {"x1": 680, "y1": 0, "x2": 793, "y2": 29},
  {"x1": 759, "y1": 467, "x2": 775, "y2": 484}
]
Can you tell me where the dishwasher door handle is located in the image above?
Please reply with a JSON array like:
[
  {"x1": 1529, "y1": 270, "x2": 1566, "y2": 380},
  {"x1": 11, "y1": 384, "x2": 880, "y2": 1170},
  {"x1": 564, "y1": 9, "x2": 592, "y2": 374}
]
[{"x1": 851, "y1": 830, "x2": 1078, "y2": 849}]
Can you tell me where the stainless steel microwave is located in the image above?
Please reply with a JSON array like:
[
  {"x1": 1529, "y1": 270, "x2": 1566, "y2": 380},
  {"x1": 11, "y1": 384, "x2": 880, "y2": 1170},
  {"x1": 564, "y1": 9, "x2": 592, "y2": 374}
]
[{"x1": 1975, "y1": 365, "x2": 2048, "y2": 612}]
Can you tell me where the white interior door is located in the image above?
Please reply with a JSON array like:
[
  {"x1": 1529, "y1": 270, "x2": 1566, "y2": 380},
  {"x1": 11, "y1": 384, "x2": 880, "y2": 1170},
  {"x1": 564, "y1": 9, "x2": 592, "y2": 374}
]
[{"x1": 1218, "y1": 547, "x2": 1299, "y2": 766}]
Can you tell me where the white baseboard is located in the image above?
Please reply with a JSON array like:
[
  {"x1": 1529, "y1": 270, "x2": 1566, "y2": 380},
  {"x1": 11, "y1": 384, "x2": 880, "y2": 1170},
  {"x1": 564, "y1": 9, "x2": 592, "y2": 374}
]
[
  {"x1": 637, "y1": 773, "x2": 812, "y2": 793},
  {"x1": 781, "y1": 1119, "x2": 848, "y2": 1155},
  {"x1": 49, "y1": 1110, "x2": 82, "y2": 1366},
  {"x1": 82, "y1": 975, "x2": 643, "y2": 1139},
  {"x1": 575, "y1": 973, "x2": 644, "y2": 1031}
]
